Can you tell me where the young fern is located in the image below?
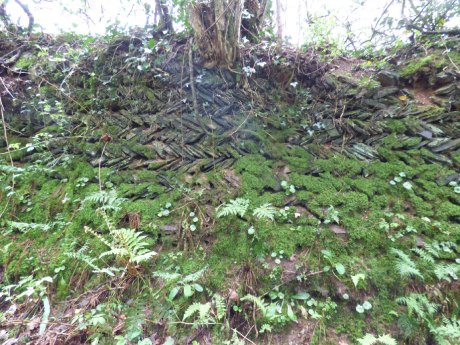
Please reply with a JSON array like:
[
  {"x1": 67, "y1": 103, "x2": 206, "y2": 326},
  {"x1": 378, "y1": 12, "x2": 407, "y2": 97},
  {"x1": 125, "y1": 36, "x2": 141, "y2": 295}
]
[
  {"x1": 391, "y1": 248, "x2": 423, "y2": 279},
  {"x1": 431, "y1": 316, "x2": 460, "y2": 345},
  {"x1": 181, "y1": 266, "x2": 208, "y2": 283},
  {"x1": 183, "y1": 302, "x2": 212, "y2": 325},
  {"x1": 252, "y1": 203, "x2": 277, "y2": 221},
  {"x1": 412, "y1": 241, "x2": 459, "y2": 282},
  {"x1": 123, "y1": 302, "x2": 146, "y2": 342},
  {"x1": 66, "y1": 244, "x2": 122, "y2": 276},
  {"x1": 241, "y1": 294, "x2": 268, "y2": 315},
  {"x1": 412, "y1": 247, "x2": 436, "y2": 264},
  {"x1": 83, "y1": 203, "x2": 157, "y2": 270},
  {"x1": 95, "y1": 227, "x2": 157, "y2": 264},
  {"x1": 83, "y1": 190, "x2": 127, "y2": 212},
  {"x1": 396, "y1": 293, "x2": 438, "y2": 319},
  {"x1": 216, "y1": 198, "x2": 249, "y2": 218},
  {"x1": 213, "y1": 293, "x2": 227, "y2": 321},
  {"x1": 357, "y1": 334, "x2": 397, "y2": 345},
  {"x1": 433, "y1": 263, "x2": 459, "y2": 282}
]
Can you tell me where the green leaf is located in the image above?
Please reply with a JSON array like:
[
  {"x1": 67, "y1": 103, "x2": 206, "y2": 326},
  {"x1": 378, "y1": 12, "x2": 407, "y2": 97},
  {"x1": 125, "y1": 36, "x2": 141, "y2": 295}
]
[
  {"x1": 292, "y1": 291, "x2": 310, "y2": 300},
  {"x1": 193, "y1": 283, "x2": 203, "y2": 292},
  {"x1": 148, "y1": 39, "x2": 156, "y2": 49},
  {"x1": 287, "y1": 304, "x2": 297, "y2": 322},
  {"x1": 356, "y1": 304, "x2": 365, "y2": 313},
  {"x1": 168, "y1": 287, "x2": 180, "y2": 300},
  {"x1": 335, "y1": 263, "x2": 346, "y2": 275},
  {"x1": 183, "y1": 284, "x2": 194, "y2": 298},
  {"x1": 39, "y1": 296, "x2": 50, "y2": 335},
  {"x1": 351, "y1": 273, "x2": 366, "y2": 287},
  {"x1": 377, "y1": 334, "x2": 397, "y2": 345},
  {"x1": 358, "y1": 333, "x2": 378, "y2": 345}
]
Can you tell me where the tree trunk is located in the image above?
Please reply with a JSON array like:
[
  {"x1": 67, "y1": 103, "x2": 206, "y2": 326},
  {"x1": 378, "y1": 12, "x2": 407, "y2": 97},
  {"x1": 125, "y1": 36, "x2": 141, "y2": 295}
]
[
  {"x1": 241, "y1": 0, "x2": 270, "y2": 42},
  {"x1": 189, "y1": 0, "x2": 243, "y2": 68},
  {"x1": 275, "y1": 0, "x2": 283, "y2": 46},
  {"x1": 155, "y1": 0, "x2": 174, "y2": 33}
]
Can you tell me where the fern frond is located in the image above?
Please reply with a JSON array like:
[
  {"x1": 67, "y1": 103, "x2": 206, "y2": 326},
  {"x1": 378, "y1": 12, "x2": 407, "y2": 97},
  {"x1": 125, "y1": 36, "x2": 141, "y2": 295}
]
[
  {"x1": 105, "y1": 228, "x2": 157, "y2": 264},
  {"x1": 152, "y1": 271, "x2": 182, "y2": 282},
  {"x1": 377, "y1": 334, "x2": 398, "y2": 345},
  {"x1": 124, "y1": 302, "x2": 146, "y2": 341},
  {"x1": 433, "y1": 263, "x2": 459, "y2": 282},
  {"x1": 182, "y1": 266, "x2": 208, "y2": 283},
  {"x1": 83, "y1": 190, "x2": 126, "y2": 211},
  {"x1": 252, "y1": 203, "x2": 277, "y2": 221},
  {"x1": 241, "y1": 294, "x2": 268, "y2": 315},
  {"x1": 432, "y1": 317, "x2": 460, "y2": 344},
  {"x1": 66, "y1": 245, "x2": 101, "y2": 271},
  {"x1": 213, "y1": 294, "x2": 227, "y2": 320},
  {"x1": 424, "y1": 242, "x2": 443, "y2": 259},
  {"x1": 9, "y1": 221, "x2": 66, "y2": 233},
  {"x1": 216, "y1": 198, "x2": 249, "y2": 218},
  {"x1": 396, "y1": 293, "x2": 438, "y2": 319},
  {"x1": 358, "y1": 334, "x2": 397, "y2": 345},
  {"x1": 358, "y1": 334, "x2": 378, "y2": 345},
  {"x1": 86, "y1": 225, "x2": 157, "y2": 265},
  {"x1": 183, "y1": 302, "x2": 211, "y2": 323},
  {"x1": 412, "y1": 248, "x2": 435, "y2": 263},
  {"x1": 391, "y1": 248, "x2": 423, "y2": 279}
]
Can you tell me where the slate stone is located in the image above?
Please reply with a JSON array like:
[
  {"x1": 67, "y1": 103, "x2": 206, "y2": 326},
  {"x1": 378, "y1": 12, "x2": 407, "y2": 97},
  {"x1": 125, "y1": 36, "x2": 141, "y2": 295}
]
[
  {"x1": 329, "y1": 224, "x2": 347, "y2": 235},
  {"x1": 377, "y1": 70, "x2": 400, "y2": 87},
  {"x1": 419, "y1": 130, "x2": 433, "y2": 139}
]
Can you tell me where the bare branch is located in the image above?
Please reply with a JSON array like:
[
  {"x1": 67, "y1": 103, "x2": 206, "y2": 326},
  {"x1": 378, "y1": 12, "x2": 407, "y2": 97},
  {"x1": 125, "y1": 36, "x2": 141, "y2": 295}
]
[{"x1": 13, "y1": 0, "x2": 34, "y2": 34}]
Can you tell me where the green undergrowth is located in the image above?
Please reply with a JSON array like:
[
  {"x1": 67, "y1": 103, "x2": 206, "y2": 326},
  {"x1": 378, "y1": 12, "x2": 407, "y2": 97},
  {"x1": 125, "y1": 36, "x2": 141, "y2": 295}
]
[
  {"x1": 1, "y1": 140, "x2": 459, "y2": 344},
  {"x1": 1, "y1": 36, "x2": 460, "y2": 344}
]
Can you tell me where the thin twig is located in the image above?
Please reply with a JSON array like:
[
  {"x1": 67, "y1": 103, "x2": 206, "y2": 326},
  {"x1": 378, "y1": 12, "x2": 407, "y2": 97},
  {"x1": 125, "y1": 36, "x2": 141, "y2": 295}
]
[
  {"x1": 98, "y1": 142, "x2": 108, "y2": 191},
  {"x1": 188, "y1": 38, "x2": 199, "y2": 116},
  {"x1": 0, "y1": 90, "x2": 15, "y2": 219}
]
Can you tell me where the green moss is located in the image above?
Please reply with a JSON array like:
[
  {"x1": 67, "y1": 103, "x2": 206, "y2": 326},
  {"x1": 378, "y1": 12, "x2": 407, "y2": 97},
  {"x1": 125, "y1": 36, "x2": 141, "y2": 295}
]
[
  {"x1": 314, "y1": 157, "x2": 365, "y2": 177},
  {"x1": 437, "y1": 201, "x2": 460, "y2": 221},
  {"x1": 384, "y1": 119, "x2": 406, "y2": 134},
  {"x1": 283, "y1": 147, "x2": 314, "y2": 173},
  {"x1": 408, "y1": 194, "x2": 434, "y2": 217},
  {"x1": 290, "y1": 174, "x2": 337, "y2": 194},
  {"x1": 14, "y1": 55, "x2": 35, "y2": 69},
  {"x1": 434, "y1": 51, "x2": 460, "y2": 68},
  {"x1": 340, "y1": 192, "x2": 369, "y2": 212},
  {"x1": 400, "y1": 56, "x2": 433, "y2": 77},
  {"x1": 235, "y1": 155, "x2": 277, "y2": 193},
  {"x1": 348, "y1": 177, "x2": 379, "y2": 197},
  {"x1": 259, "y1": 224, "x2": 317, "y2": 256}
]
